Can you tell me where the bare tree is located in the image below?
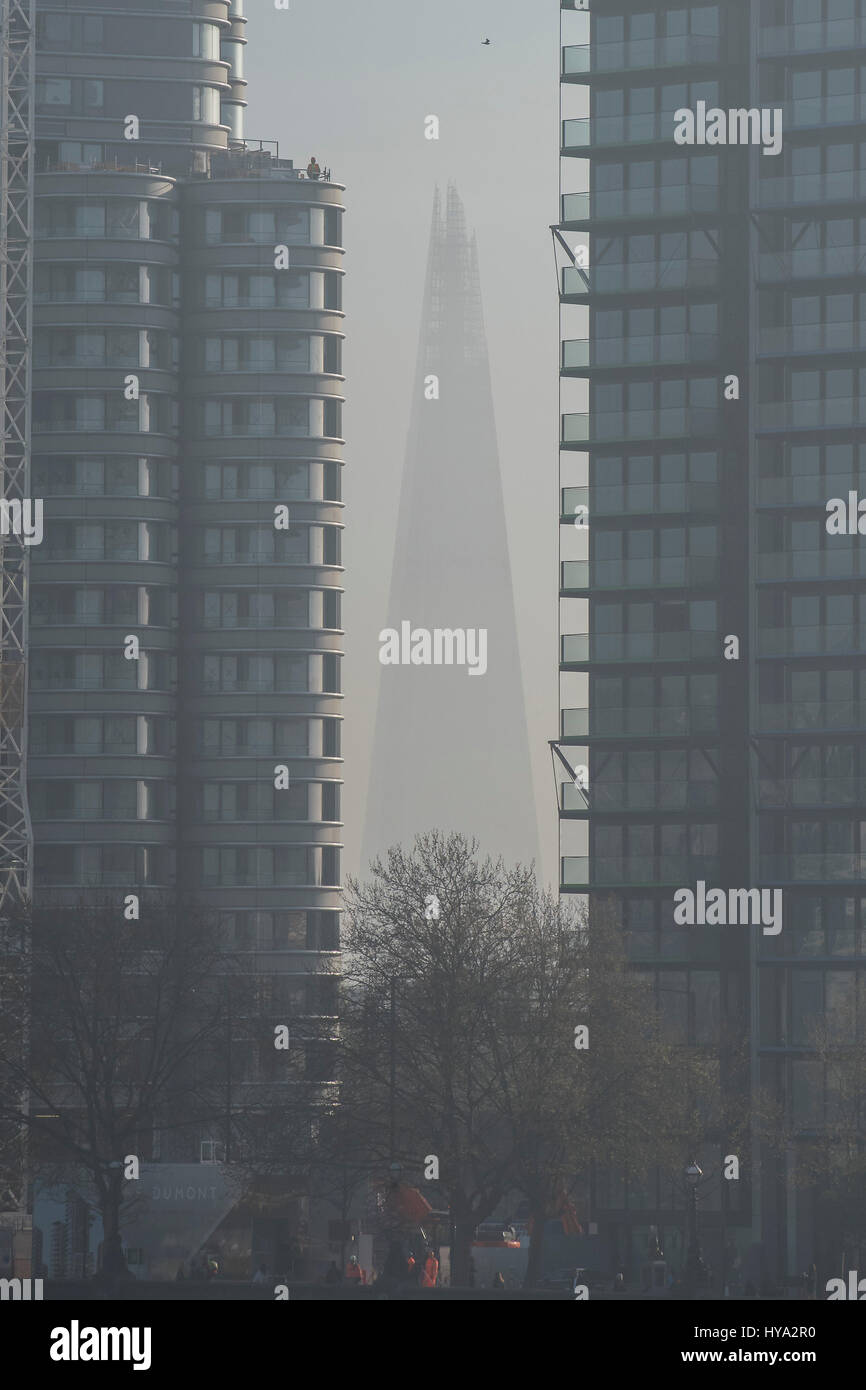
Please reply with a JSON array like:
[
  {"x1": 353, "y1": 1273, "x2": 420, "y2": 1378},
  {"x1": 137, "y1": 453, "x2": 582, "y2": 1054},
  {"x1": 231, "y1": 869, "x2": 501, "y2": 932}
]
[
  {"x1": 0, "y1": 899, "x2": 233, "y2": 1278},
  {"x1": 485, "y1": 888, "x2": 737, "y2": 1286},
  {"x1": 340, "y1": 832, "x2": 737, "y2": 1287},
  {"x1": 790, "y1": 999, "x2": 866, "y2": 1279},
  {"x1": 340, "y1": 832, "x2": 534, "y2": 1284}
]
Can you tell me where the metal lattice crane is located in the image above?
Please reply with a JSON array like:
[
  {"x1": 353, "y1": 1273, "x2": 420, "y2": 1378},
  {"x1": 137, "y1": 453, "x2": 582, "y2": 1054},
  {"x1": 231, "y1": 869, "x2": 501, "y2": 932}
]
[{"x1": 0, "y1": 0, "x2": 34, "y2": 911}]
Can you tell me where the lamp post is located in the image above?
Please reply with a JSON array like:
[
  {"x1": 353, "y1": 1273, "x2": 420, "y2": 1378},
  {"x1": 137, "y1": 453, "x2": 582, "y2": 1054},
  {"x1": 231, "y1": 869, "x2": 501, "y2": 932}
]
[{"x1": 684, "y1": 1162, "x2": 707, "y2": 1297}]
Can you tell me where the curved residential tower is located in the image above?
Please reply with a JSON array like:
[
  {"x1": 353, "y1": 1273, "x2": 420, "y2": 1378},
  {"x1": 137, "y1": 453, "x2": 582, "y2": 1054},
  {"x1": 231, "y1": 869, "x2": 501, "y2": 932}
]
[{"x1": 28, "y1": 1, "x2": 344, "y2": 1158}]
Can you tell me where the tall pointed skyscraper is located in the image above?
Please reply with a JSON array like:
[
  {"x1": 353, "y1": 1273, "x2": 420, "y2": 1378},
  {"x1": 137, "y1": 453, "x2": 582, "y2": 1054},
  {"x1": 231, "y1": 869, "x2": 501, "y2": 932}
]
[{"x1": 364, "y1": 184, "x2": 538, "y2": 869}]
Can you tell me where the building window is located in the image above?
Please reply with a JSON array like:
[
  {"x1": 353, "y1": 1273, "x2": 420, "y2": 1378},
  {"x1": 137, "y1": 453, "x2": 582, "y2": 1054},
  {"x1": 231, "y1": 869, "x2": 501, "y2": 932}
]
[
  {"x1": 192, "y1": 22, "x2": 220, "y2": 58},
  {"x1": 36, "y1": 77, "x2": 72, "y2": 109}
]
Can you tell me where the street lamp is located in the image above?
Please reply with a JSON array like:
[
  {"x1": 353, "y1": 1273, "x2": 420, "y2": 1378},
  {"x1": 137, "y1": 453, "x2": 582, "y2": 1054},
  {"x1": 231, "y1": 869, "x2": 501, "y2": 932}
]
[{"x1": 684, "y1": 1162, "x2": 707, "y2": 1298}]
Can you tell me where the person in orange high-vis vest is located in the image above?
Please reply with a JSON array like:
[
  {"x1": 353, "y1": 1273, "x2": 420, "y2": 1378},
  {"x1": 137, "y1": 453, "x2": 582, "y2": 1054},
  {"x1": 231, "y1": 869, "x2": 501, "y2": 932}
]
[
  {"x1": 345, "y1": 1256, "x2": 363, "y2": 1285},
  {"x1": 421, "y1": 1251, "x2": 439, "y2": 1287}
]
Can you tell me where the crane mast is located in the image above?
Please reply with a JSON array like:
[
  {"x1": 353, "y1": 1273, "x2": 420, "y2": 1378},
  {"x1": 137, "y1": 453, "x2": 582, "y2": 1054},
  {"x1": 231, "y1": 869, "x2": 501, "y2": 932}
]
[{"x1": 0, "y1": 0, "x2": 34, "y2": 911}]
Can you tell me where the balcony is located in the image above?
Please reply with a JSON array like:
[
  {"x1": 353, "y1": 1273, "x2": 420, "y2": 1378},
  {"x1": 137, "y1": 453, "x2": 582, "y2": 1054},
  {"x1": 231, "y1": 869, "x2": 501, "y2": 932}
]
[
  {"x1": 562, "y1": 779, "x2": 718, "y2": 812},
  {"x1": 759, "y1": 854, "x2": 866, "y2": 884},
  {"x1": 758, "y1": 776, "x2": 866, "y2": 808},
  {"x1": 757, "y1": 245, "x2": 866, "y2": 284},
  {"x1": 757, "y1": 474, "x2": 866, "y2": 507},
  {"x1": 758, "y1": 397, "x2": 866, "y2": 432},
  {"x1": 562, "y1": 333, "x2": 717, "y2": 370},
  {"x1": 562, "y1": 184, "x2": 718, "y2": 223},
  {"x1": 562, "y1": 407, "x2": 718, "y2": 444},
  {"x1": 562, "y1": 258, "x2": 718, "y2": 297},
  {"x1": 562, "y1": 35, "x2": 719, "y2": 77},
  {"x1": 561, "y1": 556, "x2": 719, "y2": 592},
  {"x1": 758, "y1": 19, "x2": 866, "y2": 56},
  {"x1": 562, "y1": 481, "x2": 720, "y2": 517},
  {"x1": 756, "y1": 170, "x2": 866, "y2": 209},
  {"x1": 561, "y1": 707, "x2": 589, "y2": 738},
  {"x1": 757, "y1": 700, "x2": 866, "y2": 733},
  {"x1": 757, "y1": 323, "x2": 866, "y2": 357},
  {"x1": 562, "y1": 112, "x2": 677, "y2": 150},
  {"x1": 587, "y1": 704, "x2": 719, "y2": 738},
  {"x1": 562, "y1": 631, "x2": 718, "y2": 664},
  {"x1": 757, "y1": 548, "x2": 866, "y2": 583},
  {"x1": 781, "y1": 94, "x2": 866, "y2": 132},
  {"x1": 757, "y1": 623, "x2": 866, "y2": 657},
  {"x1": 561, "y1": 854, "x2": 721, "y2": 889}
]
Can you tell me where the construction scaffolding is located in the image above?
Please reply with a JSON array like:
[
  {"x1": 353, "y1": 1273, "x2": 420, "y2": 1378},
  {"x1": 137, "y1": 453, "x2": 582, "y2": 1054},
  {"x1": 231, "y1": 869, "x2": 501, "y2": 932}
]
[{"x1": 0, "y1": 0, "x2": 34, "y2": 910}]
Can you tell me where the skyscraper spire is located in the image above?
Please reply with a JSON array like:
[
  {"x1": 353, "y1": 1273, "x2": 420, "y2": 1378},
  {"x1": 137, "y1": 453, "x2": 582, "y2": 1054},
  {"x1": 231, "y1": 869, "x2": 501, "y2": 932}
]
[{"x1": 364, "y1": 183, "x2": 538, "y2": 871}]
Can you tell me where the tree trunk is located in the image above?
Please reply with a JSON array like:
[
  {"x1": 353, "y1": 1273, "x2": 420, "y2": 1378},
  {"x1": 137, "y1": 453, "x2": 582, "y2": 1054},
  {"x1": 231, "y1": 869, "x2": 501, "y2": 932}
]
[
  {"x1": 523, "y1": 1207, "x2": 547, "y2": 1290},
  {"x1": 451, "y1": 1214, "x2": 475, "y2": 1288},
  {"x1": 99, "y1": 1177, "x2": 129, "y2": 1279}
]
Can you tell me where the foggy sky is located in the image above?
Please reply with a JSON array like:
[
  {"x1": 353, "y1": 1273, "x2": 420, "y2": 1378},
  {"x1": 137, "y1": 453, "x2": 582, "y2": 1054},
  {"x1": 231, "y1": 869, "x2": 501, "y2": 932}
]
[{"x1": 248, "y1": 0, "x2": 561, "y2": 885}]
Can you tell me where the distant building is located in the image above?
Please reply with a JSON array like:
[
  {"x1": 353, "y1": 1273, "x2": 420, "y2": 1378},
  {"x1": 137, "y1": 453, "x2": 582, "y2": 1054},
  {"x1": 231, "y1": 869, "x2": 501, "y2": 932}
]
[{"x1": 365, "y1": 185, "x2": 538, "y2": 871}]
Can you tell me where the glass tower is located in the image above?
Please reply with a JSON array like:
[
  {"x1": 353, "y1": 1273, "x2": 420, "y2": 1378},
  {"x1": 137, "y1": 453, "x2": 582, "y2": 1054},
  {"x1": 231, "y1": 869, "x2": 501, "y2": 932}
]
[{"x1": 559, "y1": 0, "x2": 866, "y2": 1286}]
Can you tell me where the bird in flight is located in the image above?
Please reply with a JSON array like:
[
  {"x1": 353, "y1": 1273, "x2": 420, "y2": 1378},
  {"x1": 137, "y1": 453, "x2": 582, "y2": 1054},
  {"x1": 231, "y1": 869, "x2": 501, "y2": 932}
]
[{"x1": 482, "y1": 38, "x2": 491, "y2": 45}]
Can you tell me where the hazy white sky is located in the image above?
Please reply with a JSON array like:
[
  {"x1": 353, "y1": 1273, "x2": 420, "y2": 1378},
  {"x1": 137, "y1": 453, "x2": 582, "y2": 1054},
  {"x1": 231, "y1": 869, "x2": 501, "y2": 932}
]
[{"x1": 248, "y1": 0, "x2": 562, "y2": 885}]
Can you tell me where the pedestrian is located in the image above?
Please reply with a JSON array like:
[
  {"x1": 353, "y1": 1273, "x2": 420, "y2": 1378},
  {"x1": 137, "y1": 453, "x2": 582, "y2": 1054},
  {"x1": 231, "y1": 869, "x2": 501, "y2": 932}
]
[
  {"x1": 306, "y1": 155, "x2": 321, "y2": 180},
  {"x1": 492, "y1": 1271, "x2": 505, "y2": 1289},
  {"x1": 407, "y1": 1251, "x2": 417, "y2": 1282},
  {"x1": 252, "y1": 1263, "x2": 268, "y2": 1285},
  {"x1": 422, "y1": 1249, "x2": 439, "y2": 1288},
  {"x1": 345, "y1": 1255, "x2": 363, "y2": 1285}
]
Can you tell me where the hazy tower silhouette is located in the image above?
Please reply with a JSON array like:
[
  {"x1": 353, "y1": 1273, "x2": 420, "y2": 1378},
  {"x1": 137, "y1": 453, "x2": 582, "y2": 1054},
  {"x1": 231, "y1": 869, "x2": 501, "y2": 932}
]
[{"x1": 364, "y1": 184, "x2": 538, "y2": 869}]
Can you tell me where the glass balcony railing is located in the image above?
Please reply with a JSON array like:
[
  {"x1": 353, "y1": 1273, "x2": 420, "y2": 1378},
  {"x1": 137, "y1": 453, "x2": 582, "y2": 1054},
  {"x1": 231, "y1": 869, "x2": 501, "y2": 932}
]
[
  {"x1": 588, "y1": 705, "x2": 719, "y2": 737},
  {"x1": 562, "y1": 112, "x2": 678, "y2": 148},
  {"x1": 561, "y1": 707, "x2": 588, "y2": 738},
  {"x1": 562, "y1": 259, "x2": 718, "y2": 296},
  {"x1": 758, "y1": 777, "x2": 866, "y2": 808},
  {"x1": 757, "y1": 549, "x2": 866, "y2": 582},
  {"x1": 562, "y1": 631, "x2": 718, "y2": 663},
  {"x1": 562, "y1": 35, "x2": 719, "y2": 76},
  {"x1": 563, "y1": 779, "x2": 718, "y2": 812},
  {"x1": 563, "y1": 481, "x2": 720, "y2": 517},
  {"x1": 561, "y1": 561, "x2": 589, "y2": 590},
  {"x1": 757, "y1": 475, "x2": 866, "y2": 506},
  {"x1": 562, "y1": 184, "x2": 718, "y2": 222},
  {"x1": 758, "y1": 398, "x2": 866, "y2": 431},
  {"x1": 562, "y1": 856, "x2": 590, "y2": 886},
  {"x1": 561, "y1": 557, "x2": 719, "y2": 590},
  {"x1": 758, "y1": 323, "x2": 866, "y2": 355},
  {"x1": 562, "y1": 855, "x2": 721, "y2": 888},
  {"x1": 759, "y1": 854, "x2": 866, "y2": 883},
  {"x1": 562, "y1": 407, "x2": 718, "y2": 444},
  {"x1": 756, "y1": 170, "x2": 866, "y2": 208},
  {"x1": 757, "y1": 624, "x2": 866, "y2": 657},
  {"x1": 782, "y1": 94, "x2": 866, "y2": 130},
  {"x1": 757, "y1": 701, "x2": 866, "y2": 733},
  {"x1": 757, "y1": 245, "x2": 865, "y2": 283},
  {"x1": 562, "y1": 333, "x2": 717, "y2": 369},
  {"x1": 758, "y1": 19, "x2": 866, "y2": 55}
]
